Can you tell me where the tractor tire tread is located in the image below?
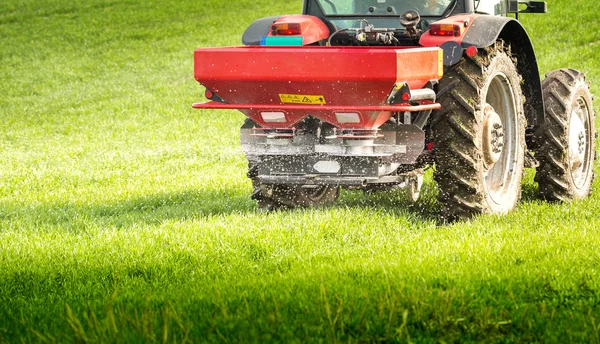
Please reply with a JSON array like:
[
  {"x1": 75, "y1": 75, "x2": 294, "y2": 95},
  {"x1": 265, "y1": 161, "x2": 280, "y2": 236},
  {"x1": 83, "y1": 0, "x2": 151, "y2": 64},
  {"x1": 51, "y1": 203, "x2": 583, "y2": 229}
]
[
  {"x1": 534, "y1": 68, "x2": 596, "y2": 201},
  {"x1": 433, "y1": 42, "x2": 525, "y2": 220}
]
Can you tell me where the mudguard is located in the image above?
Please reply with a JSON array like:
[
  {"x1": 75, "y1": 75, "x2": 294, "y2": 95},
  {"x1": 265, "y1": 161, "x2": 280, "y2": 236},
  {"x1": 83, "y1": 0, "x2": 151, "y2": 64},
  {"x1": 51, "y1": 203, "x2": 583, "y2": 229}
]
[
  {"x1": 242, "y1": 16, "x2": 282, "y2": 46},
  {"x1": 267, "y1": 15, "x2": 330, "y2": 45},
  {"x1": 462, "y1": 16, "x2": 544, "y2": 132},
  {"x1": 242, "y1": 15, "x2": 330, "y2": 46}
]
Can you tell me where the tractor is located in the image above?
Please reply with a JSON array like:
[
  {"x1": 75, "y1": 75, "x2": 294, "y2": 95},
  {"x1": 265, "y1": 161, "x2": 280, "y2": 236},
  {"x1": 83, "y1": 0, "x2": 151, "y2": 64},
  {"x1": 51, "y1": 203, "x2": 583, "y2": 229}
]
[{"x1": 193, "y1": 0, "x2": 596, "y2": 220}]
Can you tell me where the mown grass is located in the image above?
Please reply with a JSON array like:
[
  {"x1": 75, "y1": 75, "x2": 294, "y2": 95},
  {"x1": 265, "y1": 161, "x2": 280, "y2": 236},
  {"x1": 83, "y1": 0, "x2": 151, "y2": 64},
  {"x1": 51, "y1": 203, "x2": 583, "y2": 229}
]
[{"x1": 1, "y1": 0, "x2": 599, "y2": 342}]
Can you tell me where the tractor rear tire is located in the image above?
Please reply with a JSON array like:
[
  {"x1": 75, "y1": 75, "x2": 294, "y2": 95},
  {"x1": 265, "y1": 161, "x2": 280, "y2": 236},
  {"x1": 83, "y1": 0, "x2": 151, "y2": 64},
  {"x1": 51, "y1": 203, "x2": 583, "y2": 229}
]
[
  {"x1": 534, "y1": 69, "x2": 596, "y2": 201},
  {"x1": 254, "y1": 184, "x2": 340, "y2": 210},
  {"x1": 432, "y1": 43, "x2": 526, "y2": 220}
]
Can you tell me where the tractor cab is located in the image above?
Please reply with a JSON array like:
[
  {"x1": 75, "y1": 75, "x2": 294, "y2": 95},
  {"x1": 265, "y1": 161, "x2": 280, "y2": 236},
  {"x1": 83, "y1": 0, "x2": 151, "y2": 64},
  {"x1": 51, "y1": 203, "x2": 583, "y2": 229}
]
[
  {"x1": 241, "y1": 0, "x2": 546, "y2": 47},
  {"x1": 315, "y1": 0, "x2": 454, "y2": 20},
  {"x1": 301, "y1": 0, "x2": 547, "y2": 44},
  {"x1": 302, "y1": 0, "x2": 457, "y2": 45}
]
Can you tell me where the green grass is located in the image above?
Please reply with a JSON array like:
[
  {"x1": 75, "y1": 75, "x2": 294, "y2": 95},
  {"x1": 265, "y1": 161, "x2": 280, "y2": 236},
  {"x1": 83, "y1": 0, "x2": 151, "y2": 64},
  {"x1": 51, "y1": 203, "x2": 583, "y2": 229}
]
[{"x1": 1, "y1": 0, "x2": 600, "y2": 342}]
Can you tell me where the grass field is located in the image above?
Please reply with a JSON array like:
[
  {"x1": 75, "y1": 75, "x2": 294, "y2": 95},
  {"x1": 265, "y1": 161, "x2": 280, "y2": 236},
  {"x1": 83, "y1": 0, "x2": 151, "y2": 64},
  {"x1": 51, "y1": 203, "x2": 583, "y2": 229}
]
[{"x1": 1, "y1": 0, "x2": 600, "y2": 342}]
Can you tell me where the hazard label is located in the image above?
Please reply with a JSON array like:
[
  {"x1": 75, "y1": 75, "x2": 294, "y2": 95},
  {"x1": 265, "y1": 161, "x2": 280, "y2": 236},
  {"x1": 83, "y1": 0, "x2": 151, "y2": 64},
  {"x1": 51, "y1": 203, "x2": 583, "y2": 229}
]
[{"x1": 279, "y1": 94, "x2": 326, "y2": 105}]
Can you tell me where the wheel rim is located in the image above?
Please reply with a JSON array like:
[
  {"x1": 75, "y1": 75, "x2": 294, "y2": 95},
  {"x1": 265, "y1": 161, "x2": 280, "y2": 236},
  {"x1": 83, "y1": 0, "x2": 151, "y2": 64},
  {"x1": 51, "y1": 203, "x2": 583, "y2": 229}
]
[
  {"x1": 569, "y1": 96, "x2": 592, "y2": 189},
  {"x1": 483, "y1": 72, "x2": 520, "y2": 206}
]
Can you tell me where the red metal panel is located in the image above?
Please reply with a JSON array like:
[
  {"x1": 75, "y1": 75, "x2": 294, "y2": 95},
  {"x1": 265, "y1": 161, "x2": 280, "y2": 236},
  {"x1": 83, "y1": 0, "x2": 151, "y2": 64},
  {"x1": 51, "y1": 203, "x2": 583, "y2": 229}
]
[
  {"x1": 395, "y1": 48, "x2": 442, "y2": 82},
  {"x1": 195, "y1": 46, "x2": 401, "y2": 83},
  {"x1": 194, "y1": 46, "x2": 442, "y2": 129}
]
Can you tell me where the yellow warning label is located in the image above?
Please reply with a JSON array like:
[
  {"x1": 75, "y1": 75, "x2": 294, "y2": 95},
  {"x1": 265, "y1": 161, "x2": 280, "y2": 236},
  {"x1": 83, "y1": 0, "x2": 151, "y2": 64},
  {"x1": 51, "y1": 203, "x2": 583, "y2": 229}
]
[
  {"x1": 438, "y1": 49, "x2": 444, "y2": 77},
  {"x1": 279, "y1": 94, "x2": 326, "y2": 105}
]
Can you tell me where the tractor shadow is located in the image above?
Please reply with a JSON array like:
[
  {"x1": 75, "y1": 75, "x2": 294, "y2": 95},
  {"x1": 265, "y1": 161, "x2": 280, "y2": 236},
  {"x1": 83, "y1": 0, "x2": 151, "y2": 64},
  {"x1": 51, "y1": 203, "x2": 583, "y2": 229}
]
[
  {"x1": 0, "y1": 182, "x2": 445, "y2": 231},
  {"x1": 332, "y1": 169, "x2": 542, "y2": 227},
  {"x1": 0, "y1": 188, "x2": 256, "y2": 232},
  {"x1": 0, "y1": 171, "x2": 543, "y2": 232},
  {"x1": 335, "y1": 178, "x2": 446, "y2": 226}
]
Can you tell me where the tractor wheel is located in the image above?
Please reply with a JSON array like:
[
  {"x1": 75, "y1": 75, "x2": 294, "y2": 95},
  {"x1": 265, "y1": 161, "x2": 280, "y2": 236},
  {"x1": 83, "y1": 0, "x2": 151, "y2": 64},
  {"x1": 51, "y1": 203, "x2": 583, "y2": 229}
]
[
  {"x1": 254, "y1": 184, "x2": 340, "y2": 210},
  {"x1": 534, "y1": 69, "x2": 596, "y2": 201},
  {"x1": 432, "y1": 43, "x2": 526, "y2": 220}
]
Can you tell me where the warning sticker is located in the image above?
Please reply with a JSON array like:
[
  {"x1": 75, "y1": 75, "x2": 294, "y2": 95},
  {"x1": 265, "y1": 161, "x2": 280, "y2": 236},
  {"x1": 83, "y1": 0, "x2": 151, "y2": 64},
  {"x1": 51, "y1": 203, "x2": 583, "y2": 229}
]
[{"x1": 279, "y1": 94, "x2": 327, "y2": 105}]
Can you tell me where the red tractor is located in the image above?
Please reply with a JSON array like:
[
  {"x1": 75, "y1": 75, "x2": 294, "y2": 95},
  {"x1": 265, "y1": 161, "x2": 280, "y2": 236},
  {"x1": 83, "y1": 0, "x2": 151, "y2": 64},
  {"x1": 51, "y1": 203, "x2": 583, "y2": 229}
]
[{"x1": 193, "y1": 0, "x2": 596, "y2": 219}]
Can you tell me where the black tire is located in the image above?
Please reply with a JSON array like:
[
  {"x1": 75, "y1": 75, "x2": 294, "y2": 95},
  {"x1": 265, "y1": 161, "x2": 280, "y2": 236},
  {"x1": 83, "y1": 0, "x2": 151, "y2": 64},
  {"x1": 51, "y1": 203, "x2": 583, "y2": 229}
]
[
  {"x1": 255, "y1": 184, "x2": 340, "y2": 210},
  {"x1": 432, "y1": 43, "x2": 526, "y2": 220},
  {"x1": 534, "y1": 69, "x2": 596, "y2": 201}
]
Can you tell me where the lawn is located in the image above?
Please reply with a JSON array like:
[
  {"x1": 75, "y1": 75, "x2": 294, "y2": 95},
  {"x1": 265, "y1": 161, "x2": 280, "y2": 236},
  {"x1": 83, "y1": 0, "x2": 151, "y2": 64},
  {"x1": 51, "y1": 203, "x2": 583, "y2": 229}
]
[{"x1": 1, "y1": 0, "x2": 599, "y2": 342}]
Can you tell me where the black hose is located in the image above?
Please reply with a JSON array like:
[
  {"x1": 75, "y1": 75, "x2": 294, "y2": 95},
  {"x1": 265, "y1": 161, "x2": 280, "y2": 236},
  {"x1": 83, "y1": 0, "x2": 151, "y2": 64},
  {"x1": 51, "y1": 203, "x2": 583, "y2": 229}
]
[{"x1": 327, "y1": 28, "x2": 351, "y2": 46}]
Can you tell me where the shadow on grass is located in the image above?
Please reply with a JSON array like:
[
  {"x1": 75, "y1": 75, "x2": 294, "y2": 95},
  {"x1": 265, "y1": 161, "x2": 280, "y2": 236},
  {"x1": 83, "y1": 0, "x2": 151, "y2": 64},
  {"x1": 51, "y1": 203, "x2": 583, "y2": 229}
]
[
  {"x1": 0, "y1": 188, "x2": 256, "y2": 232},
  {"x1": 337, "y1": 171, "x2": 546, "y2": 226},
  {"x1": 0, "y1": 182, "x2": 447, "y2": 231},
  {"x1": 0, "y1": 175, "x2": 547, "y2": 231},
  {"x1": 336, "y1": 179, "x2": 445, "y2": 225}
]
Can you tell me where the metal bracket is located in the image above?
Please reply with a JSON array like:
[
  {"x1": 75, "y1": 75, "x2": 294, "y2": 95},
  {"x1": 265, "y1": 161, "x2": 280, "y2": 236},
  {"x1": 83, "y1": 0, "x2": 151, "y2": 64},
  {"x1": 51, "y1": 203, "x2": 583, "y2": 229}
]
[{"x1": 508, "y1": 1, "x2": 548, "y2": 14}]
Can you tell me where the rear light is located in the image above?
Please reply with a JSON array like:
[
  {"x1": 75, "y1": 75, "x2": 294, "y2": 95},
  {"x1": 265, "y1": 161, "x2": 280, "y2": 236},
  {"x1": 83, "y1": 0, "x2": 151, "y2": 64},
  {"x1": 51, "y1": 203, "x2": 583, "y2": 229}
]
[
  {"x1": 271, "y1": 23, "x2": 301, "y2": 36},
  {"x1": 430, "y1": 23, "x2": 463, "y2": 37},
  {"x1": 335, "y1": 112, "x2": 361, "y2": 123},
  {"x1": 465, "y1": 45, "x2": 478, "y2": 57},
  {"x1": 388, "y1": 83, "x2": 411, "y2": 104},
  {"x1": 204, "y1": 89, "x2": 214, "y2": 99},
  {"x1": 261, "y1": 112, "x2": 287, "y2": 123}
]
